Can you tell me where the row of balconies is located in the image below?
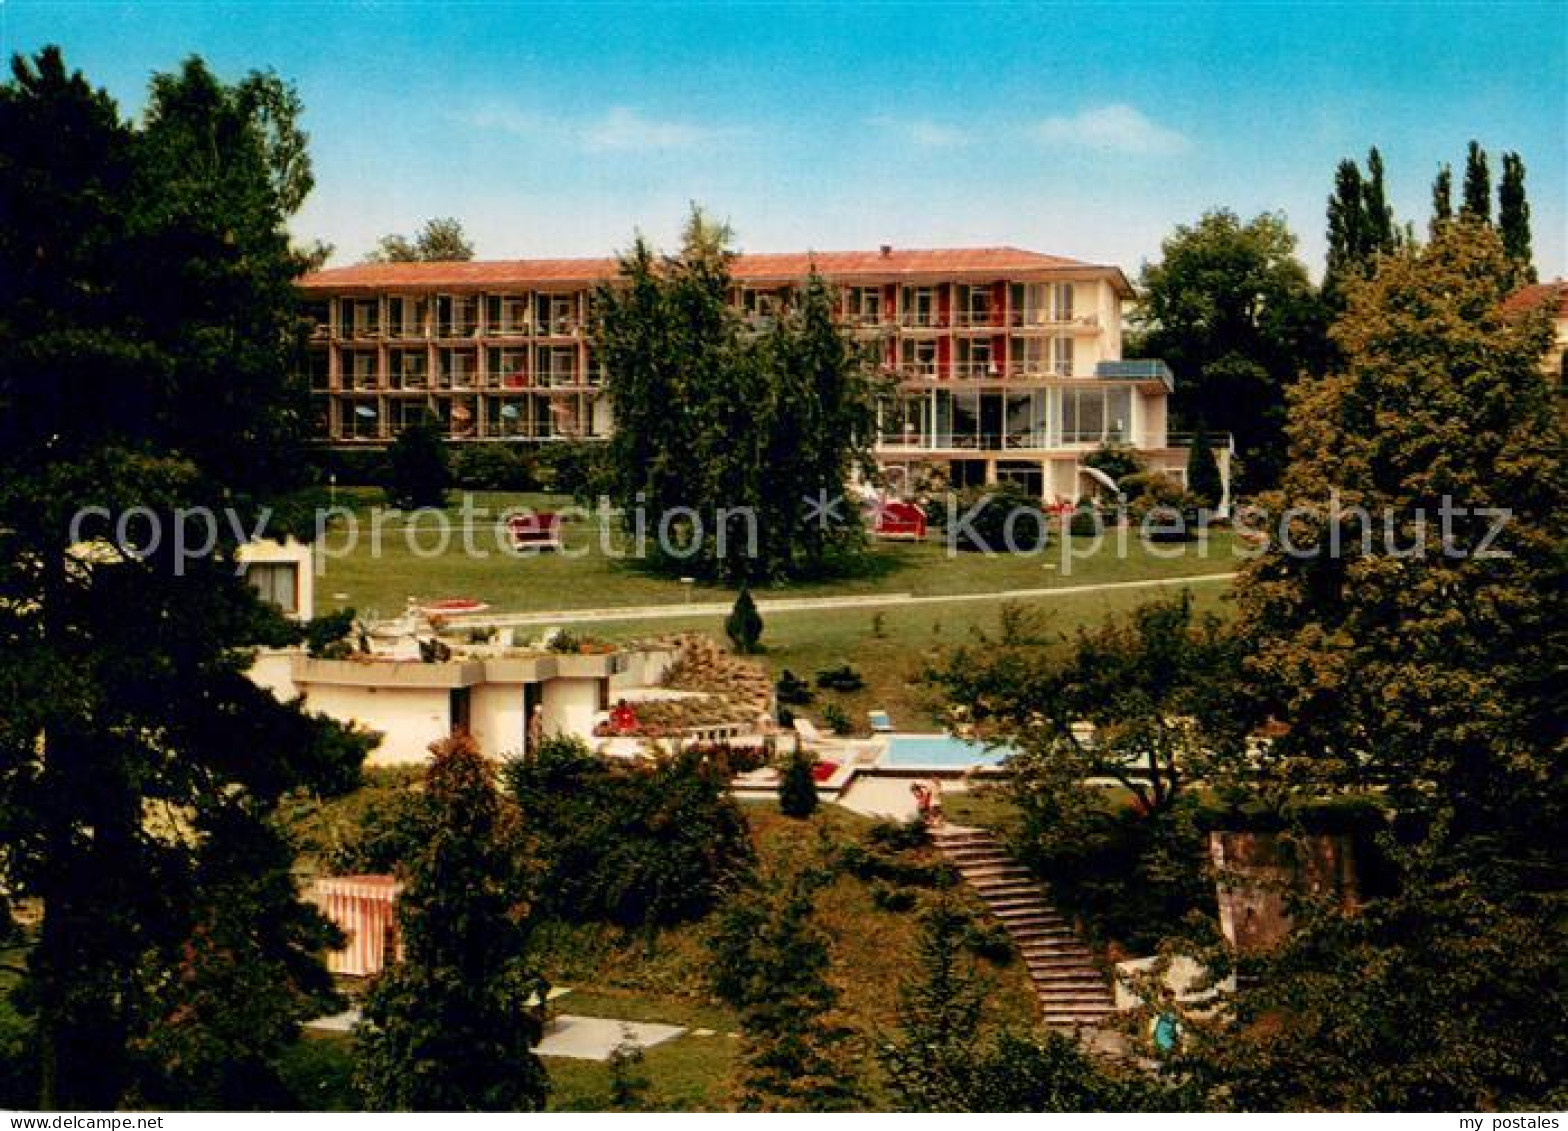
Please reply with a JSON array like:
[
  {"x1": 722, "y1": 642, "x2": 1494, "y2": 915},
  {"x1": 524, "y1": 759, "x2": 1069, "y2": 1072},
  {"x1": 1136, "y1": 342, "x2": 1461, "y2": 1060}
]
[
  {"x1": 331, "y1": 370, "x2": 600, "y2": 393},
  {"x1": 311, "y1": 303, "x2": 1102, "y2": 342}
]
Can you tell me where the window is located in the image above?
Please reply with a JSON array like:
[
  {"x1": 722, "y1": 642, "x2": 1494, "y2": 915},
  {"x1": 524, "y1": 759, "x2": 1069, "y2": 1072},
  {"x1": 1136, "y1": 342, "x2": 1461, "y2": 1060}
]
[
  {"x1": 1012, "y1": 337, "x2": 1047, "y2": 376},
  {"x1": 394, "y1": 400, "x2": 428, "y2": 430},
  {"x1": 245, "y1": 562, "x2": 298, "y2": 615},
  {"x1": 436, "y1": 294, "x2": 476, "y2": 338},
  {"x1": 539, "y1": 294, "x2": 579, "y2": 335},
  {"x1": 348, "y1": 351, "x2": 379, "y2": 390},
  {"x1": 905, "y1": 287, "x2": 937, "y2": 327},
  {"x1": 485, "y1": 294, "x2": 530, "y2": 336},
  {"x1": 303, "y1": 300, "x2": 331, "y2": 339},
  {"x1": 540, "y1": 347, "x2": 578, "y2": 386},
  {"x1": 349, "y1": 401, "x2": 380, "y2": 439},
  {"x1": 848, "y1": 287, "x2": 882, "y2": 324},
  {"x1": 1053, "y1": 336, "x2": 1074, "y2": 376},
  {"x1": 390, "y1": 348, "x2": 427, "y2": 389},
  {"x1": 437, "y1": 348, "x2": 477, "y2": 388},
  {"x1": 1051, "y1": 283, "x2": 1074, "y2": 321},
  {"x1": 962, "y1": 285, "x2": 991, "y2": 327},
  {"x1": 904, "y1": 338, "x2": 938, "y2": 377},
  {"x1": 488, "y1": 348, "x2": 529, "y2": 388},
  {"x1": 341, "y1": 298, "x2": 380, "y2": 338},
  {"x1": 387, "y1": 296, "x2": 428, "y2": 339},
  {"x1": 1010, "y1": 283, "x2": 1045, "y2": 326}
]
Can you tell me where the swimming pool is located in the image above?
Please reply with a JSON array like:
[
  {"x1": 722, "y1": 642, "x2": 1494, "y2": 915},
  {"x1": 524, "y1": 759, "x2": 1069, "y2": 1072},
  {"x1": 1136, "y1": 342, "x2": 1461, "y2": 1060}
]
[{"x1": 879, "y1": 734, "x2": 1014, "y2": 769}]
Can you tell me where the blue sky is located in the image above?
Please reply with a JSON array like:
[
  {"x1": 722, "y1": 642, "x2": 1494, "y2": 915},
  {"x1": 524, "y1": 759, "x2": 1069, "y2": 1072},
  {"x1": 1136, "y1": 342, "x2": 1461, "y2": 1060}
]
[{"x1": 6, "y1": 1, "x2": 1565, "y2": 279}]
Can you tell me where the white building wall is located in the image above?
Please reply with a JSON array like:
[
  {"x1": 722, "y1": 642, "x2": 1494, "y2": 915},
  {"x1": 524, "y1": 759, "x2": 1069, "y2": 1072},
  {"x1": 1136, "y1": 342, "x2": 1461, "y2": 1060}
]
[
  {"x1": 470, "y1": 683, "x2": 526, "y2": 759},
  {"x1": 304, "y1": 684, "x2": 450, "y2": 765},
  {"x1": 542, "y1": 677, "x2": 602, "y2": 741}
]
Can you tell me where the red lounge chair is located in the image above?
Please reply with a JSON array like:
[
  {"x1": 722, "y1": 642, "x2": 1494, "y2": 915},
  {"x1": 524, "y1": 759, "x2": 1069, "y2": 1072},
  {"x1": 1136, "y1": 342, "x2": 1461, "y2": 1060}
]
[
  {"x1": 508, "y1": 512, "x2": 563, "y2": 552},
  {"x1": 872, "y1": 500, "x2": 927, "y2": 540}
]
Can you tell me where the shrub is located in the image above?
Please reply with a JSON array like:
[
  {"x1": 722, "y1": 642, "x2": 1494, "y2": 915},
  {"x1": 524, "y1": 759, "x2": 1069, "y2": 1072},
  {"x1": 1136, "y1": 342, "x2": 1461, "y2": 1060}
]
[
  {"x1": 951, "y1": 482, "x2": 1049, "y2": 553},
  {"x1": 451, "y1": 443, "x2": 538, "y2": 491},
  {"x1": 866, "y1": 818, "x2": 930, "y2": 852},
  {"x1": 1068, "y1": 507, "x2": 1106, "y2": 538},
  {"x1": 777, "y1": 746, "x2": 819, "y2": 819},
  {"x1": 962, "y1": 919, "x2": 1015, "y2": 965},
  {"x1": 386, "y1": 421, "x2": 450, "y2": 510},
  {"x1": 821, "y1": 703, "x2": 852, "y2": 735},
  {"x1": 869, "y1": 883, "x2": 917, "y2": 913},
  {"x1": 1083, "y1": 443, "x2": 1146, "y2": 484},
  {"x1": 775, "y1": 669, "x2": 815, "y2": 706},
  {"x1": 1185, "y1": 420, "x2": 1224, "y2": 509},
  {"x1": 502, "y1": 736, "x2": 754, "y2": 928},
  {"x1": 814, "y1": 662, "x2": 864, "y2": 692},
  {"x1": 535, "y1": 440, "x2": 606, "y2": 499}
]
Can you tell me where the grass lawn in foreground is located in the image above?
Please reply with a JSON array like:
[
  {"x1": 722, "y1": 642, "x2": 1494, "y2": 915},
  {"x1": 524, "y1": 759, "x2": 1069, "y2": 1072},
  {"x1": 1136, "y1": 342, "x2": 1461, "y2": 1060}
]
[{"x1": 313, "y1": 489, "x2": 1242, "y2": 620}]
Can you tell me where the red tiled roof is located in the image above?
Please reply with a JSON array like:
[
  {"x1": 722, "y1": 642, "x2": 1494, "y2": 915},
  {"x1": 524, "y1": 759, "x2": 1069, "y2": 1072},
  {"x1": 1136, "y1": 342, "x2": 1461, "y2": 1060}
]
[
  {"x1": 1502, "y1": 280, "x2": 1568, "y2": 317},
  {"x1": 299, "y1": 246, "x2": 1126, "y2": 294}
]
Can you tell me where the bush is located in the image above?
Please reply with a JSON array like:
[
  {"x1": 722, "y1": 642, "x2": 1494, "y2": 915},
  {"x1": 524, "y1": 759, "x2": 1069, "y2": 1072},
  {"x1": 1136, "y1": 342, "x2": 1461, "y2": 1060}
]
[
  {"x1": 869, "y1": 883, "x2": 918, "y2": 913},
  {"x1": 951, "y1": 482, "x2": 1049, "y2": 553},
  {"x1": 814, "y1": 662, "x2": 864, "y2": 692},
  {"x1": 963, "y1": 919, "x2": 1015, "y2": 965},
  {"x1": 1009, "y1": 791, "x2": 1217, "y2": 955},
  {"x1": 1068, "y1": 507, "x2": 1106, "y2": 538},
  {"x1": 866, "y1": 818, "x2": 930, "y2": 852},
  {"x1": 386, "y1": 421, "x2": 449, "y2": 509},
  {"x1": 536, "y1": 440, "x2": 606, "y2": 499},
  {"x1": 502, "y1": 736, "x2": 754, "y2": 928},
  {"x1": 1082, "y1": 443, "x2": 1146, "y2": 484},
  {"x1": 775, "y1": 669, "x2": 815, "y2": 706},
  {"x1": 451, "y1": 443, "x2": 538, "y2": 491},
  {"x1": 777, "y1": 746, "x2": 819, "y2": 819},
  {"x1": 821, "y1": 702, "x2": 852, "y2": 735},
  {"x1": 308, "y1": 446, "x2": 390, "y2": 489}
]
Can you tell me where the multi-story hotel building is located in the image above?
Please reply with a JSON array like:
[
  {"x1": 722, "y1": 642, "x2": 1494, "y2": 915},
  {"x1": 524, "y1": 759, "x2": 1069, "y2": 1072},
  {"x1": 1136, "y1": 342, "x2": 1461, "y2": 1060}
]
[{"x1": 299, "y1": 246, "x2": 1225, "y2": 503}]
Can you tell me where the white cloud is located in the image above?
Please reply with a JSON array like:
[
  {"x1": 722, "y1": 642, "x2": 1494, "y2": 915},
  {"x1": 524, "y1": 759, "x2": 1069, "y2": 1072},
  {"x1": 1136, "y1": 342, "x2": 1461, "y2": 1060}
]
[
  {"x1": 460, "y1": 103, "x2": 740, "y2": 153},
  {"x1": 1030, "y1": 104, "x2": 1190, "y2": 156},
  {"x1": 582, "y1": 106, "x2": 739, "y2": 152},
  {"x1": 867, "y1": 115, "x2": 970, "y2": 148}
]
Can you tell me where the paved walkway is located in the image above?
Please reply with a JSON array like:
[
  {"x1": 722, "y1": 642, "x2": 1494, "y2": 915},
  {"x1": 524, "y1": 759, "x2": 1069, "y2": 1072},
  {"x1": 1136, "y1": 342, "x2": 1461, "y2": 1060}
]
[
  {"x1": 446, "y1": 571, "x2": 1238, "y2": 629},
  {"x1": 536, "y1": 1015, "x2": 687, "y2": 1061}
]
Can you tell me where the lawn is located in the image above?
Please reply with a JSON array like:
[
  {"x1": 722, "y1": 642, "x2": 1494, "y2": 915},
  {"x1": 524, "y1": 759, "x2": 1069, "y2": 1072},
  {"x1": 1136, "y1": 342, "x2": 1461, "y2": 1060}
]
[
  {"x1": 584, "y1": 582, "x2": 1234, "y2": 731},
  {"x1": 312, "y1": 489, "x2": 1241, "y2": 621}
]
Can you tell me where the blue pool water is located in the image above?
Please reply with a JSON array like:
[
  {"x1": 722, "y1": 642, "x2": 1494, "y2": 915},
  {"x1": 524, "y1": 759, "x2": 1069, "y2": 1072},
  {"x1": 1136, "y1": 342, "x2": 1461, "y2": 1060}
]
[{"x1": 880, "y1": 734, "x2": 1013, "y2": 769}]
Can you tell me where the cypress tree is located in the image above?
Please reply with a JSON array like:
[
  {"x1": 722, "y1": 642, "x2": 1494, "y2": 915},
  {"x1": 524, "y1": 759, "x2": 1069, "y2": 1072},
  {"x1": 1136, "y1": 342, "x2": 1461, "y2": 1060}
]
[
  {"x1": 1184, "y1": 420, "x2": 1224, "y2": 510},
  {"x1": 1323, "y1": 158, "x2": 1367, "y2": 303},
  {"x1": 777, "y1": 745, "x2": 819, "y2": 818},
  {"x1": 1461, "y1": 140, "x2": 1491, "y2": 222},
  {"x1": 725, "y1": 585, "x2": 764, "y2": 654},
  {"x1": 1498, "y1": 151, "x2": 1536, "y2": 285},
  {"x1": 1430, "y1": 163, "x2": 1453, "y2": 231},
  {"x1": 1361, "y1": 147, "x2": 1397, "y2": 256}
]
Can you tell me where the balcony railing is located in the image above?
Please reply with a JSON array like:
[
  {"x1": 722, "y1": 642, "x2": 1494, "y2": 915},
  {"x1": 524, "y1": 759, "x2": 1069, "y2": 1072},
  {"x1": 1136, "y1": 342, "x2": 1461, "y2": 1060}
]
[
  {"x1": 952, "y1": 309, "x2": 1003, "y2": 329},
  {"x1": 1093, "y1": 359, "x2": 1175, "y2": 390},
  {"x1": 897, "y1": 311, "x2": 947, "y2": 329}
]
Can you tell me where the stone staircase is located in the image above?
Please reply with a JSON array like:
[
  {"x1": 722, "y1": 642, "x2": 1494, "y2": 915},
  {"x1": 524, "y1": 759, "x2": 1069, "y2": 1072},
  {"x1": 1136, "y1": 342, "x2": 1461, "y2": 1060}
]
[{"x1": 932, "y1": 824, "x2": 1116, "y2": 1028}]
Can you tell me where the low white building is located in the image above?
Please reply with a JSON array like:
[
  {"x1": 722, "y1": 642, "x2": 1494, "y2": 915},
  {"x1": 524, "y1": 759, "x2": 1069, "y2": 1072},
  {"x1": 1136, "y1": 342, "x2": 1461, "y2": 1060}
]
[{"x1": 250, "y1": 642, "x2": 677, "y2": 764}]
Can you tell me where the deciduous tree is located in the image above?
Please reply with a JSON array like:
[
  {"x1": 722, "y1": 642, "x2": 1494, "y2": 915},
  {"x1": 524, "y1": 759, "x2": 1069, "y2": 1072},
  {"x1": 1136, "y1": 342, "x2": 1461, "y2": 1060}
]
[
  {"x1": 1130, "y1": 209, "x2": 1327, "y2": 489},
  {"x1": 366, "y1": 216, "x2": 474, "y2": 263}
]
